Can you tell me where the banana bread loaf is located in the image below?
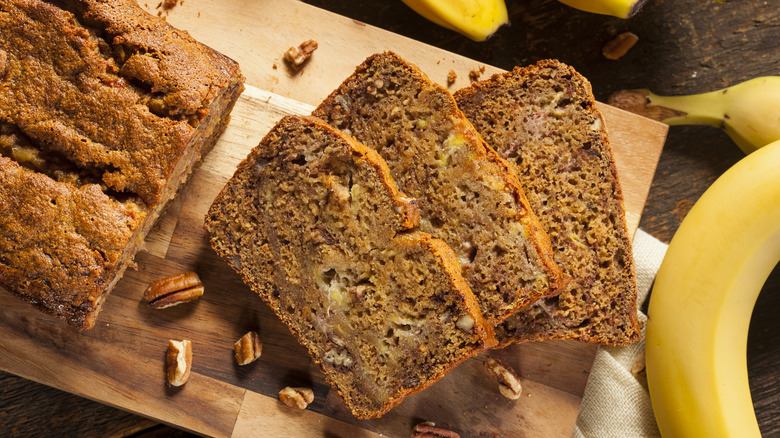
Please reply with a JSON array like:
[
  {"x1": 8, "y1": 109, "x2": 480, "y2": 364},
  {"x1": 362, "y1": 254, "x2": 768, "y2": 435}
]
[
  {"x1": 454, "y1": 60, "x2": 641, "y2": 346},
  {"x1": 0, "y1": 0, "x2": 244, "y2": 329},
  {"x1": 312, "y1": 52, "x2": 565, "y2": 326},
  {"x1": 205, "y1": 115, "x2": 495, "y2": 418}
]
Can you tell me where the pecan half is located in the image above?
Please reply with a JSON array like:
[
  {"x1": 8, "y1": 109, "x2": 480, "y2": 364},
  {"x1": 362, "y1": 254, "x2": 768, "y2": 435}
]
[
  {"x1": 166, "y1": 339, "x2": 192, "y2": 387},
  {"x1": 234, "y1": 331, "x2": 263, "y2": 365},
  {"x1": 484, "y1": 357, "x2": 522, "y2": 400},
  {"x1": 278, "y1": 387, "x2": 314, "y2": 409},
  {"x1": 412, "y1": 422, "x2": 460, "y2": 438},
  {"x1": 283, "y1": 39, "x2": 318, "y2": 71},
  {"x1": 144, "y1": 272, "x2": 204, "y2": 309}
]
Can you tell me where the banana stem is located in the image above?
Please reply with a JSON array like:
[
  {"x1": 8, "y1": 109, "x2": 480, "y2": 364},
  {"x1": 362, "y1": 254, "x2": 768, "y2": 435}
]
[
  {"x1": 556, "y1": 0, "x2": 648, "y2": 19},
  {"x1": 646, "y1": 90, "x2": 728, "y2": 127}
]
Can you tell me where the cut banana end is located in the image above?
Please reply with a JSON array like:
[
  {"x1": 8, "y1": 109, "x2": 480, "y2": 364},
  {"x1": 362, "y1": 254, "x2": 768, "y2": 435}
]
[
  {"x1": 645, "y1": 139, "x2": 780, "y2": 437},
  {"x1": 556, "y1": 0, "x2": 648, "y2": 18},
  {"x1": 402, "y1": 0, "x2": 509, "y2": 41}
]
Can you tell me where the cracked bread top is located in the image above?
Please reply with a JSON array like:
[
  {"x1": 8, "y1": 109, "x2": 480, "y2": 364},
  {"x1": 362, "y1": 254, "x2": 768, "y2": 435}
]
[
  {"x1": 454, "y1": 60, "x2": 640, "y2": 346},
  {"x1": 0, "y1": 0, "x2": 243, "y2": 328},
  {"x1": 205, "y1": 115, "x2": 495, "y2": 418},
  {"x1": 312, "y1": 52, "x2": 565, "y2": 326},
  {"x1": 0, "y1": 0, "x2": 241, "y2": 206}
]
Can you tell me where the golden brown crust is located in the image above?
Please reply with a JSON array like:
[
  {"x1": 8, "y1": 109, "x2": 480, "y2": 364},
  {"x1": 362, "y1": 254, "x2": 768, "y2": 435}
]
[
  {"x1": 205, "y1": 115, "x2": 494, "y2": 418},
  {"x1": 313, "y1": 51, "x2": 565, "y2": 326},
  {"x1": 455, "y1": 59, "x2": 640, "y2": 346},
  {"x1": 0, "y1": 0, "x2": 244, "y2": 329}
]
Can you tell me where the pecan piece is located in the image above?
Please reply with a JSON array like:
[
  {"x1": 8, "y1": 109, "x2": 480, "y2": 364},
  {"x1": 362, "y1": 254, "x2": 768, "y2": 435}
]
[
  {"x1": 283, "y1": 39, "x2": 318, "y2": 71},
  {"x1": 412, "y1": 422, "x2": 460, "y2": 438},
  {"x1": 484, "y1": 357, "x2": 522, "y2": 400},
  {"x1": 278, "y1": 387, "x2": 314, "y2": 409},
  {"x1": 603, "y1": 32, "x2": 639, "y2": 60},
  {"x1": 144, "y1": 272, "x2": 204, "y2": 309},
  {"x1": 166, "y1": 339, "x2": 192, "y2": 387},
  {"x1": 234, "y1": 331, "x2": 263, "y2": 365}
]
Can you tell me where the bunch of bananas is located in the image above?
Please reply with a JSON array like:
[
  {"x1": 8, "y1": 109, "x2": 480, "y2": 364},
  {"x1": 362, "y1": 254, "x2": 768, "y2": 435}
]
[{"x1": 401, "y1": 0, "x2": 647, "y2": 41}]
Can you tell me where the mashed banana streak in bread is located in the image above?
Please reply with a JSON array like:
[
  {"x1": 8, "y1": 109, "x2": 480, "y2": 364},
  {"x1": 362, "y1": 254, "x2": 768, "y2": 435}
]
[
  {"x1": 205, "y1": 115, "x2": 496, "y2": 419},
  {"x1": 313, "y1": 52, "x2": 565, "y2": 327},
  {"x1": 0, "y1": 0, "x2": 244, "y2": 329},
  {"x1": 455, "y1": 60, "x2": 641, "y2": 346}
]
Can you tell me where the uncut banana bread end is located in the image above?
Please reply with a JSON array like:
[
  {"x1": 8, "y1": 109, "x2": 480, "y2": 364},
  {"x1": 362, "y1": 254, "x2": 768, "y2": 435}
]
[
  {"x1": 312, "y1": 52, "x2": 565, "y2": 327},
  {"x1": 454, "y1": 60, "x2": 641, "y2": 346},
  {"x1": 205, "y1": 115, "x2": 495, "y2": 418},
  {"x1": 0, "y1": 0, "x2": 244, "y2": 330}
]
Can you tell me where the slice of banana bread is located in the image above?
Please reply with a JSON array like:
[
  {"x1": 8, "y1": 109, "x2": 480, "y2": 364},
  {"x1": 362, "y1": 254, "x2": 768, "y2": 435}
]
[
  {"x1": 312, "y1": 52, "x2": 565, "y2": 327},
  {"x1": 454, "y1": 60, "x2": 641, "y2": 346},
  {"x1": 205, "y1": 115, "x2": 495, "y2": 419},
  {"x1": 0, "y1": 0, "x2": 243, "y2": 329}
]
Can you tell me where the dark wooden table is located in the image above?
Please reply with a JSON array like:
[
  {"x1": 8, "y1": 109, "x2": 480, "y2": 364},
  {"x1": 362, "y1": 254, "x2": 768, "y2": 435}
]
[{"x1": 1, "y1": 0, "x2": 778, "y2": 436}]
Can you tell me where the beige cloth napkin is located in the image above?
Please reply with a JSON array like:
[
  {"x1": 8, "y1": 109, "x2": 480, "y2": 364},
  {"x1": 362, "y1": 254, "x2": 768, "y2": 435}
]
[{"x1": 572, "y1": 229, "x2": 668, "y2": 438}]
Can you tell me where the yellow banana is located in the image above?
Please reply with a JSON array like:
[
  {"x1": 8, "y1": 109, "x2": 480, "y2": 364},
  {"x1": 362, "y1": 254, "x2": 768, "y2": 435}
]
[
  {"x1": 645, "y1": 138, "x2": 780, "y2": 438},
  {"x1": 609, "y1": 77, "x2": 780, "y2": 154},
  {"x1": 401, "y1": 0, "x2": 508, "y2": 41},
  {"x1": 556, "y1": 0, "x2": 648, "y2": 18}
]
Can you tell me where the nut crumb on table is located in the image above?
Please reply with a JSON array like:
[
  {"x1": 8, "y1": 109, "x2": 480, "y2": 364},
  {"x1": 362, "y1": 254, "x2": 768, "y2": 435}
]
[
  {"x1": 284, "y1": 39, "x2": 318, "y2": 71},
  {"x1": 166, "y1": 340, "x2": 192, "y2": 387},
  {"x1": 484, "y1": 357, "x2": 522, "y2": 400},
  {"x1": 602, "y1": 32, "x2": 639, "y2": 60},
  {"x1": 412, "y1": 422, "x2": 460, "y2": 438},
  {"x1": 279, "y1": 387, "x2": 314, "y2": 409},
  {"x1": 234, "y1": 331, "x2": 263, "y2": 365},
  {"x1": 143, "y1": 272, "x2": 204, "y2": 309}
]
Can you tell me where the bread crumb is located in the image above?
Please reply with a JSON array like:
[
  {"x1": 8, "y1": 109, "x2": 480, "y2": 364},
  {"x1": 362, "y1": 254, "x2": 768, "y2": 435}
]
[
  {"x1": 162, "y1": 0, "x2": 177, "y2": 9},
  {"x1": 468, "y1": 65, "x2": 485, "y2": 83},
  {"x1": 447, "y1": 70, "x2": 457, "y2": 86}
]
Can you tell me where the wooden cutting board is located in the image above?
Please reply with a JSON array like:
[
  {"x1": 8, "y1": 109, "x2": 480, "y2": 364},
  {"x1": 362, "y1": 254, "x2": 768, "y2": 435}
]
[{"x1": 0, "y1": 1, "x2": 668, "y2": 437}]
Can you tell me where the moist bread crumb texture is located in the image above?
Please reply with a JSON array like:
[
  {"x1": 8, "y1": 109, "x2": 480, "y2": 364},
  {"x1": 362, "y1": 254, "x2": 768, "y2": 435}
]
[
  {"x1": 455, "y1": 60, "x2": 641, "y2": 346},
  {"x1": 205, "y1": 115, "x2": 495, "y2": 419},
  {"x1": 312, "y1": 52, "x2": 565, "y2": 327},
  {"x1": 0, "y1": 0, "x2": 243, "y2": 329}
]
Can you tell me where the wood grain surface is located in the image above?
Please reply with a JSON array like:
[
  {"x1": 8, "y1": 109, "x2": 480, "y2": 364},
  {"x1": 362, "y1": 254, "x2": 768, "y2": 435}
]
[{"x1": 2, "y1": 0, "x2": 777, "y2": 436}]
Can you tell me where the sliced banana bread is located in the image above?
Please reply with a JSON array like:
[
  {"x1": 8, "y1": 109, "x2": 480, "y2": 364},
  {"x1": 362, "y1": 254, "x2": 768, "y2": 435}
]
[
  {"x1": 312, "y1": 52, "x2": 564, "y2": 326},
  {"x1": 454, "y1": 60, "x2": 641, "y2": 346},
  {"x1": 205, "y1": 115, "x2": 496, "y2": 418}
]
